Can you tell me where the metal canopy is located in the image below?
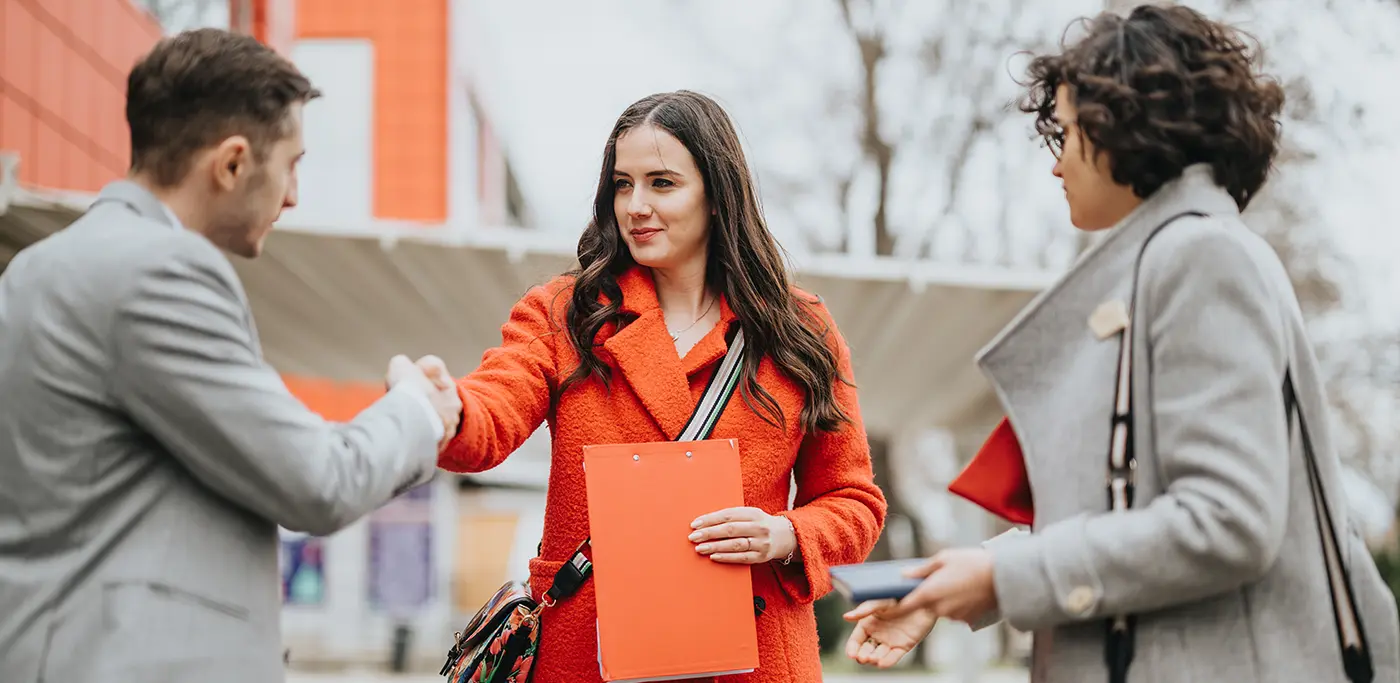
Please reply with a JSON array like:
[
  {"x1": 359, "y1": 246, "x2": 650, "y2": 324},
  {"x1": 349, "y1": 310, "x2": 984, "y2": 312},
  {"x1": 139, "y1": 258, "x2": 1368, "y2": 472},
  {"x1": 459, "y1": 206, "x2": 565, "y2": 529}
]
[{"x1": 230, "y1": 227, "x2": 1049, "y2": 436}]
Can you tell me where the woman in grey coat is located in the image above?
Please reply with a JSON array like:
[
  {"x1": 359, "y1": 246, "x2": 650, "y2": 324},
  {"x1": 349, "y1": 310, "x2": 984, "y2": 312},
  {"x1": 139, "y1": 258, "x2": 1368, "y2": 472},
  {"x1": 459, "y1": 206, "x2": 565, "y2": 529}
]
[{"x1": 844, "y1": 5, "x2": 1400, "y2": 682}]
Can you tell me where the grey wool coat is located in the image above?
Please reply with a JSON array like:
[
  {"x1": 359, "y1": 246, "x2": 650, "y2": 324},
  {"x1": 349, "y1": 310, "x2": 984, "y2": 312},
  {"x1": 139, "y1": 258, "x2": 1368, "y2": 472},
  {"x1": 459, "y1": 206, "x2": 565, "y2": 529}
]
[
  {"x1": 0, "y1": 181, "x2": 440, "y2": 682},
  {"x1": 976, "y1": 164, "x2": 1400, "y2": 683}
]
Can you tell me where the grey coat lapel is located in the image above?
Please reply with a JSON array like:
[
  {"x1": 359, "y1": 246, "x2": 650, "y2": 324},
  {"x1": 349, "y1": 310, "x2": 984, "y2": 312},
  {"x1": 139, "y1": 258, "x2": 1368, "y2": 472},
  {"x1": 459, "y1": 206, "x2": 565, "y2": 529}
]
[
  {"x1": 973, "y1": 164, "x2": 1241, "y2": 525},
  {"x1": 977, "y1": 164, "x2": 1240, "y2": 377}
]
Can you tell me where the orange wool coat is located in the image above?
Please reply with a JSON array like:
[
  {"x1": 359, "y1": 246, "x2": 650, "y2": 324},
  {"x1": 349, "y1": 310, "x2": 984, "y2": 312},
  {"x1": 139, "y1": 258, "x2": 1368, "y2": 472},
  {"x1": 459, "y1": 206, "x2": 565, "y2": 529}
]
[{"x1": 439, "y1": 267, "x2": 888, "y2": 682}]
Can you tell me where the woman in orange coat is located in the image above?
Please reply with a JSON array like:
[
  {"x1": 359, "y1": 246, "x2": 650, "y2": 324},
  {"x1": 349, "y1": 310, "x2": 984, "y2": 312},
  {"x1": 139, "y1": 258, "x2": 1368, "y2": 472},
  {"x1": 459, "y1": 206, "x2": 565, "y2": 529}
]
[{"x1": 433, "y1": 90, "x2": 888, "y2": 681}]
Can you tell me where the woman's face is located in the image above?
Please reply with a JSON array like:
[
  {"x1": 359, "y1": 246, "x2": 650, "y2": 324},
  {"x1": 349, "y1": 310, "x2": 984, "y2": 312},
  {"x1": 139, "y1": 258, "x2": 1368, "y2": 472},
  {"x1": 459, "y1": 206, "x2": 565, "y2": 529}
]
[
  {"x1": 612, "y1": 124, "x2": 712, "y2": 273},
  {"x1": 1050, "y1": 84, "x2": 1142, "y2": 231}
]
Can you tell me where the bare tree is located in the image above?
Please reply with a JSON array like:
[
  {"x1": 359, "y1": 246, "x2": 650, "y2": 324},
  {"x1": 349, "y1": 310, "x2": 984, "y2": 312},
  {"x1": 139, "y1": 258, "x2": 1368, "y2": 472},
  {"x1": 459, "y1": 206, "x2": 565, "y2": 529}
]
[
  {"x1": 675, "y1": 0, "x2": 1400, "y2": 663},
  {"x1": 821, "y1": 0, "x2": 1400, "y2": 495},
  {"x1": 1222, "y1": 2, "x2": 1400, "y2": 497},
  {"x1": 834, "y1": 0, "x2": 895, "y2": 256},
  {"x1": 812, "y1": 0, "x2": 1095, "y2": 566},
  {"x1": 672, "y1": 1, "x2": 1084, "y2": 264},
  {"x1": 1250, "y1": 172, "x2": 1400, "y2": 493}
]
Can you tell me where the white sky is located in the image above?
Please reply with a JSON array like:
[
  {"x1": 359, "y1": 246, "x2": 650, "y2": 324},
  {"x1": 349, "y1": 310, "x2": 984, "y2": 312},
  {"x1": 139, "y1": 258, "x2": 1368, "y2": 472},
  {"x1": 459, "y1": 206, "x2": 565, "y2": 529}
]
[
  {"x1": 463, "y1": 0, "x2": 1399, "y2": 326},
  {"x1": 167, "y1": 0, "x2": 1397, "y2": 326}
]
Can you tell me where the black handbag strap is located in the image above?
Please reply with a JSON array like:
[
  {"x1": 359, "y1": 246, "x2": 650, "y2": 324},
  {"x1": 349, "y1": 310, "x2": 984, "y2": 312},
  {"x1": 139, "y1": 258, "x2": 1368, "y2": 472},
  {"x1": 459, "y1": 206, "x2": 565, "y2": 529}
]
[
  {"x1": 537, "y1": 327, "x2": 748, "y2": 608},
  {"x1": 1104, "y1": 212, "x2": 1373, "y2": 683},
  {"x1": 1102, "y1": 211, "x2": 1203, "y2": 682},
  {"x1": 1284, "y1": 370, "x2": 1374, "y2": 683}
]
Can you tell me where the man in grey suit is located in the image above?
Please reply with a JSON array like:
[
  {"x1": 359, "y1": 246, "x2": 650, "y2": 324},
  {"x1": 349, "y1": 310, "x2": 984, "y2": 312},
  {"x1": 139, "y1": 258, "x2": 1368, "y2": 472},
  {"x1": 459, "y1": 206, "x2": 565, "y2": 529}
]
[{"x1": 0, "y1": 29, "x2": 460, "y2": 682}]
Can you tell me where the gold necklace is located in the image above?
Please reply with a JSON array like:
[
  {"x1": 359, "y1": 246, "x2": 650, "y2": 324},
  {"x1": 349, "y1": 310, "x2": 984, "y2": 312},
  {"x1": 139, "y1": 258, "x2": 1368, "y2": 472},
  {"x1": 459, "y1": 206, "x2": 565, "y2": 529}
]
[{"x1": 668, "y1": 295, "x2": 717, "y2": 342}]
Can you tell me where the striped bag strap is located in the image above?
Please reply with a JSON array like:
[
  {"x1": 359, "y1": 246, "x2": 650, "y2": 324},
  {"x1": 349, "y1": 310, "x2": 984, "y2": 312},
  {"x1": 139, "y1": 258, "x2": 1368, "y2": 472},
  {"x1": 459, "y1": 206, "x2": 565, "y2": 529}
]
[{"x1": 679, "y1": 328, "x2": 747, "y2": 441}]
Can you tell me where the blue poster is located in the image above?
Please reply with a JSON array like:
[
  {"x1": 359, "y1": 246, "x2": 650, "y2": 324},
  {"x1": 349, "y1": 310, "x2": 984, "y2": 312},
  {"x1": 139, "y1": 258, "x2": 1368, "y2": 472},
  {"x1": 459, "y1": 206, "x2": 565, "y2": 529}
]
[
  {"x1": 367, "y1": 482, "x2": 434, "y2": 614},
  {"x1": 367, "y1": 521, "x2": 433, "y2": 613},
  {"x1": 280, "y1": 533, "x2": 326, "y2": 606}
]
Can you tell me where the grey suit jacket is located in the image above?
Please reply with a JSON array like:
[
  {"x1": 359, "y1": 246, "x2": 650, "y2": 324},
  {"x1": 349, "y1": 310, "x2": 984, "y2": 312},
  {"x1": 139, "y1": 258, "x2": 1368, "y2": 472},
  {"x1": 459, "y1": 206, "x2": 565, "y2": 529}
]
[
  {"x1": 0, "y1": 181, "x2": 440, "y2": 682},
  {"x1": 977, "y1": 165, "x2": 1400, "y2": 682}
]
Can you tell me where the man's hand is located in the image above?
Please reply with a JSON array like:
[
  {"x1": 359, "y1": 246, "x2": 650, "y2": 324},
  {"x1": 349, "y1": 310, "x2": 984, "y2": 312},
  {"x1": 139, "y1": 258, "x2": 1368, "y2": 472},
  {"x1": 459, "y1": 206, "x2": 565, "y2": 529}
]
[{"x1": 385, "y1": 355, "x2": 460, "y2": 448}]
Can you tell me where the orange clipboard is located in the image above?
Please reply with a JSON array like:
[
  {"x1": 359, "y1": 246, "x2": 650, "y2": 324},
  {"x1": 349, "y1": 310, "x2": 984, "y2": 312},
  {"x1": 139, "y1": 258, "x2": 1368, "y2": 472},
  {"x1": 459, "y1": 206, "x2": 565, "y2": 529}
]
[{"x1": 583, "y1": 438, "x2": 760, "y2": 682}]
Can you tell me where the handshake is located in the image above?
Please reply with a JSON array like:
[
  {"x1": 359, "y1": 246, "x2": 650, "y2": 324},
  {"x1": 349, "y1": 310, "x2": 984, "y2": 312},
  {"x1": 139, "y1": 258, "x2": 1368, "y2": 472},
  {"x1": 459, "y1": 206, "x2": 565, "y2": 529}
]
[
  {"x1": 842, "y1": 547, "x2": 1000, "y2": 670},
  {"x1": 386, "y1": 354, "x2": 461, "y2": 450}
]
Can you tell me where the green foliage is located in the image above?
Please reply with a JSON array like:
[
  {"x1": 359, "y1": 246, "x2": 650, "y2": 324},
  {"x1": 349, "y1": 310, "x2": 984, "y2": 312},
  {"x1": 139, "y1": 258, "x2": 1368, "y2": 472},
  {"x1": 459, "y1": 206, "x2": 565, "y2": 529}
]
[
  {"x1": 1373, "y1": 544, "x2": 1400, "y2": 608},
  {"x1": 815, "y1": 593, "x2": 853, "y2": 655}
]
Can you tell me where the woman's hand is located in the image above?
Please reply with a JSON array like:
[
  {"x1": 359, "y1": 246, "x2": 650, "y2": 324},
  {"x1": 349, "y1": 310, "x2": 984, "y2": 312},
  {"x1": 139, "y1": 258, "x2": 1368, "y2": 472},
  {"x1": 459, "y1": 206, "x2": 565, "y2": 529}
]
[
  {"x1": 843, "y1": 600, "x2": 937, "y2": 669},
  {"x1": 896, "y1": 548, "x2": 998, "y2": 624},
  {"x1": 689, "y1": 507, "x2": 797, "y2": 564}
]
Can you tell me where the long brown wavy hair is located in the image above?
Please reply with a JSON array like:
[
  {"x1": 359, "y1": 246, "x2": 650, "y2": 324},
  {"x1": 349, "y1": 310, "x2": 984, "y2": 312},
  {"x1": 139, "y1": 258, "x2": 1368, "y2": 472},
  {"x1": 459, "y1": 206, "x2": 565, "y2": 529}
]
[
  {"x1": 558, "y1": 90, "x2": 850, "y2": 433},
  {"x1": 1019, "y1": 5, "x2": 1284, "y2": 210}
]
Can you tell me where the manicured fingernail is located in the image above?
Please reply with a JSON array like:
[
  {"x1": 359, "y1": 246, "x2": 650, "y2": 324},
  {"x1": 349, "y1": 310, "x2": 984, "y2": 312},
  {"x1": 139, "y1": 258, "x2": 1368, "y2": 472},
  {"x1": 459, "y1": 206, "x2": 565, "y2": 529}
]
[
  {"x1": 688, "y1": 532, "x2": 702, "y2": 541},
  {"x1": 696, "y1": 544, "x2": 710, "y2": 554},
  {"x1": 691, "y1": 518, "x2": 703, "y2": 528}
]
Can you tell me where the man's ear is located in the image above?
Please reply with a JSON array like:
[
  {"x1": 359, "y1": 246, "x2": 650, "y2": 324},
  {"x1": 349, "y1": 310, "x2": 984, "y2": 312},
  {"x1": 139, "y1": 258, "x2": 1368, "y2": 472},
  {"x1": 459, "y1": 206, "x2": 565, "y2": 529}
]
[{"x1": 211, "y1": 135, "x2": 252, "y2": 191}]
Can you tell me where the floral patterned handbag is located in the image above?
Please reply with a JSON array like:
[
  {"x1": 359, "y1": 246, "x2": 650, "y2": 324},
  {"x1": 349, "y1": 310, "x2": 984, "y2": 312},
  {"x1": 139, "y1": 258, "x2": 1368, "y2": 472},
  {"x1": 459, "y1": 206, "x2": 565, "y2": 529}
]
[
  {"x1": 439, "y1": 329, "x2": 748, "y2": 683},
  {"x1": 439, "y1": 581, "x2": 542, "y2": 683}
]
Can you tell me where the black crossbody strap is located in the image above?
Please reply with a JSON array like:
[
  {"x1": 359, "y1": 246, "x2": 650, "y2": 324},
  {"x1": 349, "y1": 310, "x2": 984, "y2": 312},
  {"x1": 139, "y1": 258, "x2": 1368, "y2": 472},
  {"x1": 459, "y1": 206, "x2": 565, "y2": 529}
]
[
  {"x1": 1285, "y1": 371, "x2": 1374, "y2": 683},
  {"x1": 1105, "y1": 213, "x2": 1373, "y2": 683},
  {"x1": 1103, "y1": 211, "x2": 1204, "y2": 683},
  {"x1": 540, "y1": 328, "x2": 748, "y2": 607}
]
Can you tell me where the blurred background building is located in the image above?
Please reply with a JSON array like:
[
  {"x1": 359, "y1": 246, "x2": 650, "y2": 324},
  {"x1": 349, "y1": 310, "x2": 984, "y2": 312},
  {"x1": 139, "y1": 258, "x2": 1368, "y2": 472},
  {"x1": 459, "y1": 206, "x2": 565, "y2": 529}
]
[{"x1": 3, "y1": 0, "x2": 1399, "y2": 679}]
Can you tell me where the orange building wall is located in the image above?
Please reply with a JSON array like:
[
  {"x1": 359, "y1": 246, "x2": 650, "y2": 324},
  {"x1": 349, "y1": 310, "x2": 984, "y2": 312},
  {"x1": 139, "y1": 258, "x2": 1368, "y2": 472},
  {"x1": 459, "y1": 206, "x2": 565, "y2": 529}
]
[
  {"x1": 281, "y1": 376, "x2": 385, "y2": 422},
  {"x1": 294, "y1": 0, "x2": 449, "y2": 223},
  {"x1": 0, "y1": 0, "x2": 162, "y2": 191},
  {"x1": 0, "y1": 0, "x2": 447, "y2": 419}
]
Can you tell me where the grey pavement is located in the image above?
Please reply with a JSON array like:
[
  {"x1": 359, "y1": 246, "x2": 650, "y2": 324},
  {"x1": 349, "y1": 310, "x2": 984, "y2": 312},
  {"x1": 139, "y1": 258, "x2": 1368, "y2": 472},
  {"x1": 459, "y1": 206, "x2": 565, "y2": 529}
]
[{"x1": 285, "y1": 665, "x2": 1030, "y2": 683}]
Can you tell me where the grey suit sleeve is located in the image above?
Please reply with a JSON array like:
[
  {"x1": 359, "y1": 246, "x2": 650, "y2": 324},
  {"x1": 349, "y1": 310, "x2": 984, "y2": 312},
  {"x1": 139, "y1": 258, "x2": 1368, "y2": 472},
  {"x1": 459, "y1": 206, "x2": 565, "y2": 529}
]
[
  {"x1": 989, "y1": 223, "x2": 1289, "y2": 631},
  {"x1": 109, "y1": 241, "x2": 440, "y2": 536}
]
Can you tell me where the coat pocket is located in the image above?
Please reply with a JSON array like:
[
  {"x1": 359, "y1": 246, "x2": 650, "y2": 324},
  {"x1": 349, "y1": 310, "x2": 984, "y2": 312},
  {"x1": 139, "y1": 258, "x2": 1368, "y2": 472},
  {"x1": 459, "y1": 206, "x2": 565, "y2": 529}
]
[
  {"x1": 100, "y1": 580, "x2": 253, "y2": 658},
  {"x1": 41, "y1": 581, "x2": 258, "y2": 682}
]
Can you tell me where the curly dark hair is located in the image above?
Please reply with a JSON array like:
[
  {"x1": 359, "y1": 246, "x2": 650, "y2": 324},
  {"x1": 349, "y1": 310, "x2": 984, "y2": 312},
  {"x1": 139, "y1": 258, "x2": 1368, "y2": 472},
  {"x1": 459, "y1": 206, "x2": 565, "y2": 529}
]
[{"x1": 1019, "y1": 4, "x2": 1285, "y2": 210}]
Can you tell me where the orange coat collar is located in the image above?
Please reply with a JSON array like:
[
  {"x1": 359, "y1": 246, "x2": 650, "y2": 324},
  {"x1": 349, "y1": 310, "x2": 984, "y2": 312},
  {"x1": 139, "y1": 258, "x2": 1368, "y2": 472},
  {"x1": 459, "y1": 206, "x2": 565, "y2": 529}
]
[{"x1": 602, "y1": 267, "x2": 741, "y2": 439}]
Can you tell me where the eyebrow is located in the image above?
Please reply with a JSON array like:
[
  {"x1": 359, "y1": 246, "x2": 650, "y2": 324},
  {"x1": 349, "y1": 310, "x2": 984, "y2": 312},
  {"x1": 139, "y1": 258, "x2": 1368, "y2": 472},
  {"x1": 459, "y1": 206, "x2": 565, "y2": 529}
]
[{"x1": 613, "y1": 169, "x2": 683, "y2": 178}]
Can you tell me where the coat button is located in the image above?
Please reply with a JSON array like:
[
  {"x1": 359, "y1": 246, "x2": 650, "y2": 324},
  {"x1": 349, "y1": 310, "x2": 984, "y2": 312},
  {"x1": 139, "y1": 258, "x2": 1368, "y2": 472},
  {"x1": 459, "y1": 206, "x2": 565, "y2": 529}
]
[
  {"x1": 753, "y1": 596, "x2": 766, "y2": 617},
  {"x1": 1065, "y1": 586, "x2": 1096, "y2": 616}
]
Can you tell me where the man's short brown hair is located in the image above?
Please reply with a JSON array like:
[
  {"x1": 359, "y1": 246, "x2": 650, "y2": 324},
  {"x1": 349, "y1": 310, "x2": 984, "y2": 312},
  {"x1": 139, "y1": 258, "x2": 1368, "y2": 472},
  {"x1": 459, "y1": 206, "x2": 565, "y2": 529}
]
[{"x1": 126, "y1": 28, "x2": 320, "y2": 187}]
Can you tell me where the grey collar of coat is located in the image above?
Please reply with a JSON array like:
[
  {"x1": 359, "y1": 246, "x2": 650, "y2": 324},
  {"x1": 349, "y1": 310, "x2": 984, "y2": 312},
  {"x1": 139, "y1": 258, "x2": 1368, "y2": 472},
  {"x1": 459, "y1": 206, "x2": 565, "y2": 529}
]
[
  {"x1": 976, "y1": 163, "x2": 1243, "y2": 371},
  {"x1": 92, "y1": 179, "x2": 182, "y2": 230}
]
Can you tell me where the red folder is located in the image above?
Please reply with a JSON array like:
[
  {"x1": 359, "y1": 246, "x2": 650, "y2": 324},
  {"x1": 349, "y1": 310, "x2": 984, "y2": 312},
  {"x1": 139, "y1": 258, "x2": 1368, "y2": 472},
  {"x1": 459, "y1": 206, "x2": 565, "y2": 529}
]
[
  {"x1": 947, "y1": 417, "x2": 1035, "y2": 525},
  {"x1": 583, "y1": 439, "x2": 760, "y2": 682}
]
